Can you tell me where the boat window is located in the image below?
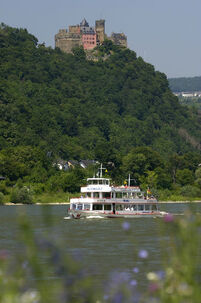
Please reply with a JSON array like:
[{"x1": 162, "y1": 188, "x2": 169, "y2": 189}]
[
  {"x1": 138, "y1": 205, "x2": 144, "y2": 211},
  {"x1": 116, "y1": 192, "x2": 122, "y2": 199},
  {"x1": 116, "y1": 204, "x2": 123, "y2": 211},
  {"x1": 93, "y1": 204, "x2": 103, "y2": 210},
  {"x1": 72, "y1": 204, "x2": 76, "y2": 210},
  {"x1": 93, "y1": 192, "x2": 100, "y2": 198},
  {"x1": 103, "y1": 192, "x2": 110, "y2": 199},
  {"x1": 86, "y1": 193, "x2": 91, "y2": 198},
  {"x1": 131, "y1": 205, "x2": 137, "y2": 211},
  {"x1": 145, "y1": 204, "x2": 150, "y2": 211},
  {"x1": 84, "y1": 204, "x2": 90, "y2": 210},
  {"x1": 151, "y1": 204, "x2": 157, "y2": 211},
  {"x1": 104, "y1": 204, "x2": 111, "y2": 210},
  {"x1": 77, "y1": 204, "x2": 83, "y2": 210}
]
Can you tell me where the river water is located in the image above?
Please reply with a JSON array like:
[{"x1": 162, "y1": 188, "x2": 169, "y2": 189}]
[{"x1": 0, "y1": 203, "x2": 200, "y2": 291}]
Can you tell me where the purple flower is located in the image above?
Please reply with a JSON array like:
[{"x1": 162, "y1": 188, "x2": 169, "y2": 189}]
[
  {"x1": 149, "y1": 282, "x2": 160, "y2": 292},
  {"x1": 122, "y1": 221, "x2": 130, "y2": 231},
  {"x1": 119, "y1": 271, "x2": 130, "y2": 282},
  {"x1": 113, "y1": 292, "x2": 123, "y2": 303},
  {"x1": 108, "y1": 270, "x2": 130, "y2": 287},
  {"x1": 164, "y1": 213, "x2": 174, "y2": 223},
  {"x1": 103, "y1": 294, "x2": 109, "y2": 301},
  {"x1": 156, "y1": 270, "x2": 165, "y2": 280},
  {"x1": 130, "y1": 279, "x2": 137, "y2": 286},
  {"x1": 132, "y1": 267, "x2": 139, "y2": 273},
  {"x1": 138, "y1": 249, "x2": 148, "y2": 259}
]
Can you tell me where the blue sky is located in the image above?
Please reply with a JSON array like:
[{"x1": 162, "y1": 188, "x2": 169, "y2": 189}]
[{"x1": 1, "y1": 0, "x2": 201, "y2": 78}]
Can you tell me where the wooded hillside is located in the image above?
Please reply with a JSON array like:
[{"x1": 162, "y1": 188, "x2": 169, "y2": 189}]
[
  {"x1": 168, "y1": 76, "x2": 201, "y2": 92},
  {"x1": 1, "y1": 24, "x2": 201, "y2": 160},
  {"x1": 1, "y1": 24, "x2": 201, "y2": 200}
]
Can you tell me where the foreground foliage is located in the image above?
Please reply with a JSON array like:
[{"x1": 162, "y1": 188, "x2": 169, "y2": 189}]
[{"x1": 0, "y1": 210, "x2": 200, "y2": 302}]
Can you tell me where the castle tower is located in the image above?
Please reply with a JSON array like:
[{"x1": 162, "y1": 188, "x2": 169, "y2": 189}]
[{"x1": 95, "y1": 19, "x2": 105, "y2": 44}]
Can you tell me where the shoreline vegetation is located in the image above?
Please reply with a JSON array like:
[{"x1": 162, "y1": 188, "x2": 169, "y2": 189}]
[
  {"x1": 3, "y1": 201, "x2": 201, "y2": 205},
  {"x1": 0, "y1": 193, "x2": 201, "y2": 205},
  {"x1": 2, "y1": 170, "x2": 201, "y2": 205}
]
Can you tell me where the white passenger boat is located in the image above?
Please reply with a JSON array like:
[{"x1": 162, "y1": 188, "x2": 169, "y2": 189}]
[{"x1": 68, "y1": 165, "x2": 167, "y2": 219}]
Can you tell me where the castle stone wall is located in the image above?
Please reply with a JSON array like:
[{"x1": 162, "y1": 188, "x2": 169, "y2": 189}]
[
  {"x1": 69, "y1": 25, "x2": 80, "y2": 34},
  {"x1": 55, "y1": 31, "x2": 82, "y2": 53},
  {"x1": 110, "y1": 33, "x2": 127, "y2": 47}
]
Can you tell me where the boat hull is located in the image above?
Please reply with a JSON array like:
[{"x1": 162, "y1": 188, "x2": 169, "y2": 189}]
[{"x1": 68, "y1": 210, "x2": 168, "y2": 219}]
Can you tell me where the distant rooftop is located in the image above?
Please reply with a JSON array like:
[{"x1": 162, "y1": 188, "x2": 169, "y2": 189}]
[{"x1": 80, "y1": 18, "x2": 89, "y2": 27}]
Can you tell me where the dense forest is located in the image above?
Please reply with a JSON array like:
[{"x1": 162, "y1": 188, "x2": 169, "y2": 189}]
[
  {"x1": 168, "y1": 76, "x2": 201, "y2": 92},
  {"x1": 1, "y1": 23, "x2": 201, "y2": 202}
]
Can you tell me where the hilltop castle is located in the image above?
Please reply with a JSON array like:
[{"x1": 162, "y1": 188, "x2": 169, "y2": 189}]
[{"x1": 55, "y1": 18, "x2": 127, "y2": 53}]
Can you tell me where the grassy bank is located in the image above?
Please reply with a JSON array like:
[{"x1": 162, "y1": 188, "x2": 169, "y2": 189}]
[
  {"x1": 33, "y1": 192, "x2": 75, "y2": 204},
  {"x1": 0, "y1": 190, "x2": 79, "y2": 205}
]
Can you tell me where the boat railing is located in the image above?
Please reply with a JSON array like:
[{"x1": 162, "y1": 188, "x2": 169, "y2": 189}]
[
  {"x1": 111, "y1": 198, "x2": 158, "y2": 203},
  {"x1": 70, "y1": 197, "x2": 158, "y2": 204}
]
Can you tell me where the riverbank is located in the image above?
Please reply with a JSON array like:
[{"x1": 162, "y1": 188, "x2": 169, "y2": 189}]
[{"x1": 3, "y1": 200, "x2": 201, "y2": 205}]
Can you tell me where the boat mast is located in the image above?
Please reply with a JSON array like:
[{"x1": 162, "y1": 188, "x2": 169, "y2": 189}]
[
  {"x1": 127, "y1": 174, "x2": 136, "y2": 186},
  {"x1": 99, "y1": 163, "x2": 106, "y2": 178}
]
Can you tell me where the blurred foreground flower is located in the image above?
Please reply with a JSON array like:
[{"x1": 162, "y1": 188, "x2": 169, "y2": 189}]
[
  {"x1": 138, "y1": 249, "x2": 148, "y2": 259},
  {"x1": 122, "y1": 221, "x2": 130, "y2": 231},
  {"x1": 132, "y1": 267, "x2": 139, "y2": 273},
  {"x1": 130, "y1": 279, "x2": 137, "y2": 286},
  {"x1": 163, "y1": 213, "x2": 174, "y2": 223},
  {"x1": 147, "y1": 272, "x2": 159, "y2": 281},
  {"x1": 148, "y1": 282, "x2": 160, "y2": 293}
]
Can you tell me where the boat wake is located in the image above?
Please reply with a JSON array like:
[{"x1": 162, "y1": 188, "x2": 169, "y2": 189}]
[
  {"x1": 64, "y1": 216, "x2": 71, "y2": 220},
  {"x1": 86, "y1": 215, "x2": 105, "y2": 219}
]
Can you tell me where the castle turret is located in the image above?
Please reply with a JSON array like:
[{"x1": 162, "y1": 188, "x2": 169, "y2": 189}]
[{"x1": 95, "y1": 19, "x2": 105, "y2": 44}]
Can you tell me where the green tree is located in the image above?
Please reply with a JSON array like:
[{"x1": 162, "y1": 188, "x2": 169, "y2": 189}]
[
  {"x1": 176, "y1": 169, "x2": 194, "y2": 186},
  {"x1": 10, "y1": 186, "x2": 33, "y2": 204}
]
